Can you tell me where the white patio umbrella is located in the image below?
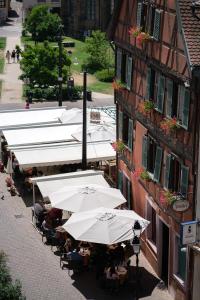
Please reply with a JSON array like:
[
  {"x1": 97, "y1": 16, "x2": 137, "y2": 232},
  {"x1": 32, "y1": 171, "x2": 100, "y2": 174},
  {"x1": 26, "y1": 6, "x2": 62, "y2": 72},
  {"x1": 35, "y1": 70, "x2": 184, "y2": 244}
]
[
  {"x1": 72, "y1": 124, "x2": 116, "y2": 142},
  {"x1": 63, "y1": 207, "x2": 150, "y2": 245},
  {"x1": 48, "y1": 184, "x2": 126, "y2": 212}
]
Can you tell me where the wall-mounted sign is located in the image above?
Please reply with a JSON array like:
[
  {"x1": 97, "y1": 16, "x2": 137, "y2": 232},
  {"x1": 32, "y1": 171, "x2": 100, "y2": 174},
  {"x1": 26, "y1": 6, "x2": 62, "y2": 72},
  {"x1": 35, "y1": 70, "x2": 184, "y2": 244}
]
[
  {"x1": 172, "y1": 200, "x2": 190, "y2": 212},
  {"x1": 180, "y1": 221, "x2": 197, "y2": 245}
]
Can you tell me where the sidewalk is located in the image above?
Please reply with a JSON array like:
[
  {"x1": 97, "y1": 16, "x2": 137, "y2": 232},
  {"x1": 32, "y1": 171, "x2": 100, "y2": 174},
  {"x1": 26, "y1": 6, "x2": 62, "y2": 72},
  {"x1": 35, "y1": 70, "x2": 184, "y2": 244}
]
[{"x1": 0, "y1": 36, "x2": 23, "y2": 103}]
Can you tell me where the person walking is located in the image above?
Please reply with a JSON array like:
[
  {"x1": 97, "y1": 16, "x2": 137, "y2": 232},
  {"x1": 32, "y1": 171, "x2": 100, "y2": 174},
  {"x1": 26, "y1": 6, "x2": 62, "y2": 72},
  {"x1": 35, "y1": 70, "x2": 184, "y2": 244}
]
[
  {"x1": 5, "y1": 50, "x2": 11, "y2": 64},
  {"x1": 11, "y1": 50, "x2": 16, "y2": 63},
  {"x1": 16, "y1": 46, "x2": 21, "y2": 63}
]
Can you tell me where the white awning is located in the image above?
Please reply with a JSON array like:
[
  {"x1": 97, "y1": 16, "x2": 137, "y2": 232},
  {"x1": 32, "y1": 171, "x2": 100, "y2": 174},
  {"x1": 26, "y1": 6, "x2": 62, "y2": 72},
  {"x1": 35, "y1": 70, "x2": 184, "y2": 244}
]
[
  {"x1": 31, "y1": 170, "x2": 109, "y2": 200},
  {"x1": 0, "y1": 107, "x2": 66, "y2": 132},
  {"x1": 3, "y1": 124, "x2": 80, "y2": 146},
  {"x1": 12, "y1": 141, "x2": 116, "y2": 168}
]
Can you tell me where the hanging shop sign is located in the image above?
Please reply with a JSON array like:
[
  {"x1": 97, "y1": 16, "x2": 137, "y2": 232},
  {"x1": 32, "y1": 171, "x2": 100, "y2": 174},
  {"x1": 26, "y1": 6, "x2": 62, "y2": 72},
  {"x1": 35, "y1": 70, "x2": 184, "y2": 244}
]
[
  {"x1": 180, "y1": 221, "x2": 197, "y2": 245},
  {"x1": 172, "y1": 199, "x2": 190, "y2": 212}
]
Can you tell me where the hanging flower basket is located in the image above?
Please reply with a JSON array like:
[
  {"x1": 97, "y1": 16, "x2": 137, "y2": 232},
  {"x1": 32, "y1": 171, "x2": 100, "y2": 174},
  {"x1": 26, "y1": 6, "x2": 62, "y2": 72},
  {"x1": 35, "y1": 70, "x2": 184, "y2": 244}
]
[
  {"x1": 138, "y1": 101, "x2": 154, "y2": 114},
  {"x1": 160, "y1": 117, "x2": 180, "y2": 134},
  {"x1": 159, "y1": 191, "x2": 177, "y2": 206},
  {"x1": 112, "y1": 140, "x2": 126, "y2": 153},
  {"x1": 129, "y1": 27, "x2": 151, "y2": 44},
  {"x1": 133, "y1": 168, "x2": 151, "y2": 181},
  {"x1": 112, "y1": 79, "x2": 126, "y2": 91}
]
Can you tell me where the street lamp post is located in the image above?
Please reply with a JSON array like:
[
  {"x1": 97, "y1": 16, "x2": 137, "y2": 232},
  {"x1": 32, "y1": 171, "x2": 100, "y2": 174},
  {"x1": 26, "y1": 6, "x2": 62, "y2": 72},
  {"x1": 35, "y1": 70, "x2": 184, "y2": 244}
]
[
  {"x1": 57, "y1": 25, "x2": 63, "y2": 107},
  {"x1": 82, "y1": 71, "x2": 87, "y2": 170},
  {"x1": 132, "y1": 220, "x2": 142, "y2": 300}
]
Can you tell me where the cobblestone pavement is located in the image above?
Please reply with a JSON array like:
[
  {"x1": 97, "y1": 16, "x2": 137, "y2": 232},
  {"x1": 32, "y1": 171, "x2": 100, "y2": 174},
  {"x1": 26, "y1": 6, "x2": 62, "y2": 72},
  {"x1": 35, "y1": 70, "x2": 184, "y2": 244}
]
[{"x1": 0, "y1": 171, "x2": 173, "y2": 300}]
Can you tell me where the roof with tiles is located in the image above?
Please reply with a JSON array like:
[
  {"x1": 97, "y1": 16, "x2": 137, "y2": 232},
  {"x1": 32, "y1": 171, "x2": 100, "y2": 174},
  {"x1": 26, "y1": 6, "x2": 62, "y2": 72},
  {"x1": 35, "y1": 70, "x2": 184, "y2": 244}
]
[{"x1": 178, "y1": 0, "x2": 200, "y2": 66}]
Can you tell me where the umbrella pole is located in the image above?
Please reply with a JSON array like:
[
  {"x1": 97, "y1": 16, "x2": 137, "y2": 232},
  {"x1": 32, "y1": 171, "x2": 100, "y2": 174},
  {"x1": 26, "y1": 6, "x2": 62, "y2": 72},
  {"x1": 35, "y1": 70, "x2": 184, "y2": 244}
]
[{"x1": 10, "y1": 151, "x2": 12, "y2": 180}]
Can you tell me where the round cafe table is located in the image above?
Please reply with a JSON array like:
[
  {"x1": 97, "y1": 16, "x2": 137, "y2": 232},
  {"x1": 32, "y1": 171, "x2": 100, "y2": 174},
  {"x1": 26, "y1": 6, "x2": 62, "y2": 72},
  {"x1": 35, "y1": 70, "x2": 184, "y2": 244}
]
[{"x1": 116, "y1": 266, "x2": 128, "y2": 285}]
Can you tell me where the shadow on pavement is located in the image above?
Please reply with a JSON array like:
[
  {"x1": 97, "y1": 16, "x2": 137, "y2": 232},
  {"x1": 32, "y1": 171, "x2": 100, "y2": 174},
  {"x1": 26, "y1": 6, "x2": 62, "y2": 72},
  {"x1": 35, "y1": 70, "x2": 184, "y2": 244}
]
[
  {"x1": 8, "y1": 9, "x2": 19, "y2": 18},
  {"x1": 71, "y1": 265, "x2": 160, "y2": 300}
]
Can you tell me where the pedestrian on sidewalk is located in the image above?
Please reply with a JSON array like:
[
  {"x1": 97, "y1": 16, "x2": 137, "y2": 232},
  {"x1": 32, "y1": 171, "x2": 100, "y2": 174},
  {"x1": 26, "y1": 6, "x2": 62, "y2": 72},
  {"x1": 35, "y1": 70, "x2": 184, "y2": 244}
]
[
  {"x1": 5, "y1": 50, "x2": 11, "y2": 64},
  {"x1": 15, "y1": 45, "x2": 22, "y2": 63},
  {"x1": 11, "y1": 50, "x2": 16, "y2": 63}
]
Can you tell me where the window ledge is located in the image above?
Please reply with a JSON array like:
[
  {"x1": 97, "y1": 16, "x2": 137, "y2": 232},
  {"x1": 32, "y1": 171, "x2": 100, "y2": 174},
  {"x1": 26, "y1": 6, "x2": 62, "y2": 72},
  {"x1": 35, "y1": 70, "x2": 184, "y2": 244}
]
[
  {"x1": 172, "y1": 274, "x2": 185, "y2": 290},
  {"x1": 147, "y1": 239, "x2": 157, "y2": 255}
]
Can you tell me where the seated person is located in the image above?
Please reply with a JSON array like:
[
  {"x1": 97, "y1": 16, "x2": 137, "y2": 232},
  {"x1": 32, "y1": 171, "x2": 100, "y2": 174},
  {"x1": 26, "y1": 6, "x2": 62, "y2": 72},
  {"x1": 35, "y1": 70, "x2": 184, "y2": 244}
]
[
  {"x1": 78, "y1": 241, "x2": 92, "y2": 249},
  {"x1": 67, "y1": 247, "x2": 83, "y2": 262},
  {"x1": 64, "y1": 237, "x2": 73, "y2": 253},
  {"x1": 41, "y1": 216, "x2": 55, "y2": 237},
  {"x1": 34, "y1": 201, "x2": 47, "y2": 227},
  {"x1": 48, "y1": 208, "x2": 63, "y2": 226}
]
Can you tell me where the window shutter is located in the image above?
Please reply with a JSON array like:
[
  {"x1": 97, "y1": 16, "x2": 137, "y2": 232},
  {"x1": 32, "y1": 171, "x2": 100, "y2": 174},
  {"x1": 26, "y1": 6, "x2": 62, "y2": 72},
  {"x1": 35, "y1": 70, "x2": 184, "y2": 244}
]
[
  {"x1": 153, "y1": 9, "x2": 162, "y2": 41},
  {"x1": 118, "y1": 111, "x2": 123, "y2": 140},
  {"x1": 142, "y1": 135, "x2": 148, "y2": 169},
  {"x1": 126, "y1": 57, "x2": 133, "y2": 91},
  {"x1": 166, "y1": 79, "x2": 173, "y2": 118},
  {"x1": 180, "y1": 165, "x2": 189, "y2": 197},
  {"x1": 182, "y1": 89, "x2": 190, "y2": 129},
  {"x1": 136, "y1": 2, "x2": 142, "y2": 28},
  {"x1": 118, "y1": 171, "x2": 123, "y2": 192},
  {"x1": 164, "y1": 154, "x2": 171, "y2": 189},
  {"x1": 127, "y1": 180, "x2": 131, "y2": 209},
  {"x1": 128, "y1": 119, "x2": 133, "y2": 151},
  {"x1": 116, "y1": 49, "x2": 122, "y2": 80},
  {"x1": 153, "y1": 146, "x2": 163, "y2": 182},
  {"x1": 156, "y1": 75, "x2": 165, "y2": 113},
  {"x1": 146, "y1": 68, "x2": 151, "y2": 100}
]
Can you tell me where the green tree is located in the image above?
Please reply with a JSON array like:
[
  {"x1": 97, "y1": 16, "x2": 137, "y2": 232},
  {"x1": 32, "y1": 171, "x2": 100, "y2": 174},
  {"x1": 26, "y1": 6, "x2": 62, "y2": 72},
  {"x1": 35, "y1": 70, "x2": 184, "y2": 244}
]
[
  {"x1": 0, "y1": 251, "x2": 25, "y2": 300},
  {"x1": 20, "y1": 41, "x2": 71, "y2": 88},
  {"x1": 24, "y1": 5, "x2": 62, "y2": 42},
  {"x1": 84, "y1": 30, "x2": 113, "y2": 72}
]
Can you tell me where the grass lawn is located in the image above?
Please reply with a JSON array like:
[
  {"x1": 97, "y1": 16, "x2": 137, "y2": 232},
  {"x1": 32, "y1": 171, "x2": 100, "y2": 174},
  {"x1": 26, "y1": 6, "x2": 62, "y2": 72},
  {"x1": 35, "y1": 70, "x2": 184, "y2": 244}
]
[
  {"x1": 0, "y1": 37, "x2": 6, "y2": 73},
  {"x1": 21, "y1": 36, "x2": 113, "y2": 94},
  {"x1": 0, "y1": 37, "x2": 6, "y2": 50}
]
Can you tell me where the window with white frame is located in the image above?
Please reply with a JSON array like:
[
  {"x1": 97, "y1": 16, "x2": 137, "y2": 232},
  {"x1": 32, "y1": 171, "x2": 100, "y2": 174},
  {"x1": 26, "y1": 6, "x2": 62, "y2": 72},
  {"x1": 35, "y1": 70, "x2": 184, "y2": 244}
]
[
  {"x1": 147, "y1": 202, "x2": 157, "y2": 249},
  {"x1": 118, "y1": 171, "x2": 132, "y2": 209},
  {"x1": 174, "y1": 236, "x2": 187, "y2": 283},
  {"x1": 86, "y1": 0, "x2": 96, "y2": 20},
  {"x1": 116, "y1": 48, "x2": 133, "y2": 90},
  {"x1": 118, "y1": 111, "x2": 134, "y2": 151},
  {"x1": 146, "y1": 68, "x2": 165, "y2": 113},
  {"x1": 142, "y1": 135, "x2": 163, "y2": 182},
  {"x1": 136, "y1": 1, "x2": 162, "y2": 41},
  {"x1": 164, "y1": 153, "x2": 189, "y2": 197},
  {"x1": 166, "y1": 80, "x2": 190, "y2": 129},
  {"x1": 0, "y1": 0, "x2": 5, "y2": 8}
]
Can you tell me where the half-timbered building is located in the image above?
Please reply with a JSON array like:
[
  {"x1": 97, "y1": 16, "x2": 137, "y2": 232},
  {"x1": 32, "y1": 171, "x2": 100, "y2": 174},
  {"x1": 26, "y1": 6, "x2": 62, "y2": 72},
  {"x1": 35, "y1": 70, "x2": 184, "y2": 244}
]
[{"x1": 108, "y1": 1, "x2": 200, "y2": 299}]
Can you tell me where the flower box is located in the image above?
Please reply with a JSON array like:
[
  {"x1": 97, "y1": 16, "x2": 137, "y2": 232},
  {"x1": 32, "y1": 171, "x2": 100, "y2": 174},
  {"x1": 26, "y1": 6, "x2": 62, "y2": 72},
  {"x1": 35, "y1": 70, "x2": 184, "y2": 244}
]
[
  {"x1": 138, "y1": 101, "x2": 154, "y2": 114},
  {"x1": 112, "y1": 80, "x2": 126, "y2": 91},
  {"x1": 133, "y1": 168, "x2": 152, "y2": 181},
  {"x1": 112, "y1": 140, "x2": 126, "y2": 153},
  {"x1": 160, "y1": 117, "x2": 180, "y2": 134},
  {"x1": 129, "y1": 27, "x2": 151, "y2": 44},
  {"x1": 159, "y1": 191, "x2": 177, "y2": 206}
]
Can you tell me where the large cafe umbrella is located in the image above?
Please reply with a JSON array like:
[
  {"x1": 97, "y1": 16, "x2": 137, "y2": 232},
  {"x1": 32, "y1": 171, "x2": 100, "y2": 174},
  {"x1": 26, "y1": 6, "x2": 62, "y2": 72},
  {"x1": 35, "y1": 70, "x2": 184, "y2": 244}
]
[
  {"x1": 63, "y1": 207, "x2": 150, "y2": 245},
  {"x1": 48, "y1": 184, "x2": 126, "y2": 212},
  {"x1": 72, "y1": 124, "x2": 116, "y2": 142}
]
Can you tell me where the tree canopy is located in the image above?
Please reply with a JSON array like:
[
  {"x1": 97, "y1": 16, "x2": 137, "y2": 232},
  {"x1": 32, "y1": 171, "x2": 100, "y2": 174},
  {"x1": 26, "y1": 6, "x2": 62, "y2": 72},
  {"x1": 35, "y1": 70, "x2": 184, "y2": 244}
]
[
  {"x1": 0, "y1": 251, "x2": 25, "y2": 300},
  {"x1": 24, "y1": 5, "x2": 62, "y2": 42},
  {"x1": 20, "y1": 41, "x2": 71, "y2": 88},
  {"x1": 84, "y1": 30, "x2": 113, "y2": 72}
]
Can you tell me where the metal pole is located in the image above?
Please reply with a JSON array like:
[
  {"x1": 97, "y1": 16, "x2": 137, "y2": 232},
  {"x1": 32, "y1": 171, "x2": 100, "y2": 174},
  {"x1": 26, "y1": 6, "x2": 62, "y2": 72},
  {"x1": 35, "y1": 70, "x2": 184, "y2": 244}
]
[
  {"x1": 58, "y1": 26, "x2": 63, "y2": 107},
  {"x1": 82, "y1": 71, "x2": 87, "y2": 170}
]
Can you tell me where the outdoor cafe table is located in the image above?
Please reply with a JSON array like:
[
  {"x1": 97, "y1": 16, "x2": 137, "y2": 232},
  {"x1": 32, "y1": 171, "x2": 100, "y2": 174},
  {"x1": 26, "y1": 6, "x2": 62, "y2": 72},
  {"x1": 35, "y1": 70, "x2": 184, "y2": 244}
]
[{"x1": 116, "y1": 266, "x2": 128, "y2": 285}]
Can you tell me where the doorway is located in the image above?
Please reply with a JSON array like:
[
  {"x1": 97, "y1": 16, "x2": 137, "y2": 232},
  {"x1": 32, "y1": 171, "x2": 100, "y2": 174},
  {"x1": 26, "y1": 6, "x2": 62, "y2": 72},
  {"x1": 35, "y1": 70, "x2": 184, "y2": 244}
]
[{"x1": 161, "y1": 222, "x2": 169, "y2": 283}]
